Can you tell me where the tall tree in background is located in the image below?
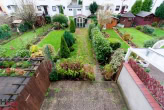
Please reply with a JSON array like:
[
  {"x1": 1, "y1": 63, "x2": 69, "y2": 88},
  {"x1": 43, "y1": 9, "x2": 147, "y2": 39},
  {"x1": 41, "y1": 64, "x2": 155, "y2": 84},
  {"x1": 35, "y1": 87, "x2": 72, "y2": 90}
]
[
  {"x1": 155, "y1": 2, "x2": 164, "y2": 19},
  {"x1": 141, "y1": 0, "x2": 153, "y2": 12},
  {"x1": 15, "y1": 0, "x2": 37, "y2": 31},
  {"x1": 131, "y1": 0, "x2": 142, "y2": 15},
  {"x1": 59, "y1": 5, "x2": 64, "y2": 14},
  {"x1": 97, "y1": 4, "x2": 113, "y2": 30},
  {"x1": 89, "y1": 2, "x2": 98, "y2": 15}
]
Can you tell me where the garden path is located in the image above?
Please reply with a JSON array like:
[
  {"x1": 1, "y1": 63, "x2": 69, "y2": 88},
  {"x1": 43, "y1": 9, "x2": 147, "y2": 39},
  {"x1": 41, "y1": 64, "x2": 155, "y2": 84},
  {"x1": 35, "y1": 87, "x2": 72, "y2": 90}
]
[{"x1": 40, "y1": 28, "x2": 127, "y2": 110}]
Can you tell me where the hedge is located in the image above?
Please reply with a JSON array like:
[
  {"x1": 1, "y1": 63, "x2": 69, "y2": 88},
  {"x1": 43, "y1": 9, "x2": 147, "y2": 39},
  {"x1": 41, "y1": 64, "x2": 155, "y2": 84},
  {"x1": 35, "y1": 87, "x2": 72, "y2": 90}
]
[{"x1": 91, "y1": 27, "x2": 112, "y2": 64}]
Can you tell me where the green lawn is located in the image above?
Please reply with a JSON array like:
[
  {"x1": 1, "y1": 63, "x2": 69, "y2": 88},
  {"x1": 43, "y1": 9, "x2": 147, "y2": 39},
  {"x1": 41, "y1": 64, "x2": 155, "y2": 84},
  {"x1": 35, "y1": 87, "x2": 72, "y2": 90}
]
[
  {"x1": 38, "y1": 30, "x2": 65, "y2": 52},
  {"x1": 38, "y1": 28, "x2": 95, "y2": 64},
  {"x1": 119, "y1": 28, "x2": 153, "y2": 47},
  {"x1": 0, "y1": 24, "x2": 52, "y2": 56},
  {"x1": 70, "y1": 28, "x2": 95, "y2": 64},
  {"x1": 105, "y1": 29, "x2": 129, "y2": 51},
  {"x1": 153, "y1": 28, "x2": 164, "y2": 38}
]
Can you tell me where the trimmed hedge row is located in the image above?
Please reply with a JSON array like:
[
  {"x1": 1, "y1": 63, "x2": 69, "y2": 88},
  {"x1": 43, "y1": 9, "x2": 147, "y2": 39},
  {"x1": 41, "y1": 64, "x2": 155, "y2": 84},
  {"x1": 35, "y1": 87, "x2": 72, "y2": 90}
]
[{"x1": 91, "y1": 27, "x2": 112, "y2": 64}]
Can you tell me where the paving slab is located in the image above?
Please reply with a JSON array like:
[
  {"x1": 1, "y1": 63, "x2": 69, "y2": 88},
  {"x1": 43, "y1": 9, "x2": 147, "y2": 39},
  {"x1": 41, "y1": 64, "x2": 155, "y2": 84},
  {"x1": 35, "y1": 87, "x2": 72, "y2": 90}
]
[{"x1": 41, "y1": 81, "x2": 128, "y2": 110}]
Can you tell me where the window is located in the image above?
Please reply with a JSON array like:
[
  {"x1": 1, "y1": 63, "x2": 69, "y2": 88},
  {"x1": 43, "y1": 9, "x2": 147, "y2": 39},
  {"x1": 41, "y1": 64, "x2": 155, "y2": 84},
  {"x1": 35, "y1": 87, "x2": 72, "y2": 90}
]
[
  {"x1": 7, "y1": 6, "x2": 11, "y2": 10},
  {"x1": 128, "y1": 18, "x2": 132, "y2": 21},
  {"x1": 115, "y1": 5, "x2": 120, "y2": 11},
  {"x1": 37, "y1": 6, "x2": 41, "y2": 11},
  {"x1": 52, "y1": 6, "x2": 56, "y2": 11},
  {"x1": 63, "y1": 6, "x2": 65, "y2": 9},
  {"x1": 77, "y1": 9, "x2": 81, "y2": 11},
  {"x1": 126, "y1": 5, "x2": 128, "y2": 9},
  {"x1": 69, "y1": 9, "x2": 72, "y2": 11},
  {"x1": 85, "y1": 6, "x2": 89, "y2": 10}
]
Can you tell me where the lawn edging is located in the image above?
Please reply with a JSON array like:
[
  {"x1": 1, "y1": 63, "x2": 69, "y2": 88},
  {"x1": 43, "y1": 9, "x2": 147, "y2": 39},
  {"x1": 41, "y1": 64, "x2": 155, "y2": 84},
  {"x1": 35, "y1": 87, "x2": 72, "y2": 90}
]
[{"x1": 113, "y1": 28, "x2": 131, "y2": 48}]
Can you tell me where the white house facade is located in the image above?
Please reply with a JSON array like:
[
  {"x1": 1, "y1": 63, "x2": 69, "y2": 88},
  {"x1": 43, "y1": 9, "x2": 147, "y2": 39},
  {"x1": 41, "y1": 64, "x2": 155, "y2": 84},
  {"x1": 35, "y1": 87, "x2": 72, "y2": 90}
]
[{"x1": 0, "y1": 0, "x2": 163, "y2": 17}]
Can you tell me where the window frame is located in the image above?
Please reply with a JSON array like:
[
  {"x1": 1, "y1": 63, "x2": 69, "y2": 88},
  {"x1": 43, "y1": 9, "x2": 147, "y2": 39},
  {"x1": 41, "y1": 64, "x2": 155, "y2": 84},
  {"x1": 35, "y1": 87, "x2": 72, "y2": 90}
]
[
  {"x1": 52, "y1": 6, "x2": 56, "y2": 11},
  {"x1": 37, "y1": 6, "x2": 42, "y2": 11},
  {"x1": 115, "y1": 5, "x2": 120, "y2": 11}
]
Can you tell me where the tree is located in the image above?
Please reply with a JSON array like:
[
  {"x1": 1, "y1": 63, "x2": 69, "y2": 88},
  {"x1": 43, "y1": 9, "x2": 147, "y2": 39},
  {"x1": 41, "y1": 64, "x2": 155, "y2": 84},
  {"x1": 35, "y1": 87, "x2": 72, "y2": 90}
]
[
  {"x1": 70, "y1": 19, "x2": 76, "y2": 33},
  {"x1": 97, "y1": 4, "x2": 113, "y2": 30},
  {"x1": 59, "y1": 5, "x2": 64, "y2": 14},
  {"x1": 141, "y1": 0, "x2": 153, "y2": 12},
  {"x1": 131, "y1": 0, "x2": 142, "y2": 15},
  {"x1": 155, "y1": 2, "x2": 164, "y2": 19},
  {"x1": 15, "y1": 0, "x2": 37, "y2": 31},
  {"x1": 63, "y1": 31, "x2": 75, "y2": 48},
  {"x1": 60, "y1": 36, "x2": 70, "y2": 58},
  {"x1": 89, "y1": 2, "x2": 98, "y2": 15}
]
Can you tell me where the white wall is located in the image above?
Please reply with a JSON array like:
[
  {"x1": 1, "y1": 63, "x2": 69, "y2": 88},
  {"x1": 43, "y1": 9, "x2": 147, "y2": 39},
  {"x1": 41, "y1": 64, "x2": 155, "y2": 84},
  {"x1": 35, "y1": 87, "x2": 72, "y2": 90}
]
[
  {"x1": 118, "y1": 66, "x2": 153, "y2": 110},
  {"x1": 1, "y1": 0, "x2": 163, "y2": 17}
]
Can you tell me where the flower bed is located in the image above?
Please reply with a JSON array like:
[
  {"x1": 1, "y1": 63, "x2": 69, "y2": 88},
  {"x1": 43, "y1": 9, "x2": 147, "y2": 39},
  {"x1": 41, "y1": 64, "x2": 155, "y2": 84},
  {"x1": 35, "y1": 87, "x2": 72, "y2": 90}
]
[{"x1": 128, "y1": 59, "x2": 164, "y2": 109}]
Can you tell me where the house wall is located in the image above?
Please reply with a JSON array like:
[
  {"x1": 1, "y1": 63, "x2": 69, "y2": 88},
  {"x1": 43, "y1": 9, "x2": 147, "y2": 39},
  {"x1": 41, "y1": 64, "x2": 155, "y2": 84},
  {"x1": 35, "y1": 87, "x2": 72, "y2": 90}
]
[
  {"x1": 120, "y1": 17, "x2": 134, "y2": 27},
  {"x1": 118, "y1": 63, "x2": 154, "y2": 110},
  {"x1": 134, "y1": 14, "x2": 154, "y2": 26},
  {"x1": 106, "y1": 18, "x2": 117, "y2": 29},
  {"x1": 0, "y1": 0, "x2": 163, "y2": 17}
]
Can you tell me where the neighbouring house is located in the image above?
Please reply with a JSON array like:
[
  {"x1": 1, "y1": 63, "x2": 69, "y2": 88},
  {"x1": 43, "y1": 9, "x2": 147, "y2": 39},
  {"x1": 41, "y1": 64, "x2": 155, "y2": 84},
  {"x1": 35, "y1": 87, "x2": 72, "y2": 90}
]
[
  {"x1": 134, "y1": 11, "x2": 155, "y2": 26},
  {"x1": 120, "y1": 12, "x2": 135, "y2": 27},
  {"x1": 74, "y1": 14, "x2": 87, "y2": 28},
  {"x1": 0, "y1": 0, "x2": 163, "y2": 17},
  {"x1": 106, "y1": 17, "x2": 118, "y2": 29}
]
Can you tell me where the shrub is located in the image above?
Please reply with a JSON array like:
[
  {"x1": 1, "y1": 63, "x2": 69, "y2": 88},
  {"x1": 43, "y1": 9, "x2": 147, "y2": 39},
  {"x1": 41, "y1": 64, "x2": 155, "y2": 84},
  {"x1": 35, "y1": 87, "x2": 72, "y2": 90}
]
[
  {"x1": 144, "y1": 39, "x2": 158, "y2": 48},
  {"x1": 49, "y1": 67, "x2": 59, "y2": 81},
  {"x1": 60, "y1": 36, "x2": 70, "y2": 58},
  {"x1": 91, "y1": 27, "x2": 112, "y2": 64},
  {"x1": 53, "y1": 22, "x2": 61, "y2": 30},
  {"x1": 45, "y1": 16, "x2": 51, "y2": 24},
  {"x1": 70, "y1": 19, "x2": 76, "y2": 33},
  {"x1": 109, "y1": 49, "x2": 124, "y2": 74},
  {"x1": 88, "y1": 24, "x2": 95, "y2": 39},
  {"x1": 103, "y1": 64, "x2": 113, "y2": 80},
  {"x1": 136, "y1": 26, "x2": 142, "y2": 30},
  {"x1": 0, "y1": 24, "x2": 11, "y2": 39},
  {"x1": 122, "y1": 33, "x2": 131, "y2": 41},
  {"x1": 0, "y1": 47, "x2": 7, "y2": 57},
  {"x1": 18, "y1": 22, "x2": 32, "y2": 33},
  {"x1": 152, "y1": 22, "x2": 158, "y2": 27},
  {"x1": 30, "y1": 45, "x2": 39, "y2": 53},
  {"x1": 43, "y1": 44, "x2": 55, "y2": 61},
  {"x1": 15, "y1": 49, "x2": 31, "y2": 58},
  {"x1": 52, "y1": 14, "x2": 68, "y2": 26},
  {"x1": 109, "y1": 38, "x2": 121, "y2": 50},
  {"x1": 142, "y1": 25, "x2": 154, "y2": 34},
  {"x1": 63, "y1": 31, "x2": 75, "y2": 48},
  {"x1": 56, "y1": 59, "x2": 95, "y2": 81}
]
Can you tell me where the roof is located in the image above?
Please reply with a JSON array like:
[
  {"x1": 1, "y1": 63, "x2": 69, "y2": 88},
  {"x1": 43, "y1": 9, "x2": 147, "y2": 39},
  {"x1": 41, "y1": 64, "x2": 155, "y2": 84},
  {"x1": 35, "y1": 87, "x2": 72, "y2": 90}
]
[
  {"x1": 121, "y1": 12, "x2": 135, "y2": 18},
  {"x1": 126, "y1": 48, "x2": 164, "y2": 72},
  {"x1": 74, "y1": 14, "x2": 87, "y2": 18},
  {"x1": 67, "y1": 3, "x2": 82, "y2": 8},
  {"x1": 136, "y1": 11, "x2": 154, "y2": 17},
  {"x1": 12, "y1": 20, "x2": 22, "y2": 24}
]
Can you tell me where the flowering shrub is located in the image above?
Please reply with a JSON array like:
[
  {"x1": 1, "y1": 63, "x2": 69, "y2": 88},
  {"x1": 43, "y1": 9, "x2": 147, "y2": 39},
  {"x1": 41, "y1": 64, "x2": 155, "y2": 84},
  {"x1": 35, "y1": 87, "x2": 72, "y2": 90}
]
[
  {"x1": 56, "y1": 59, "x2": 95, "y2": 81},
  {"x1": 109, "y1": 49, "x2": 124, "y2": 74},
  {"x1": 91, "y1": 27, "x2": 112, "y2": 64}
]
